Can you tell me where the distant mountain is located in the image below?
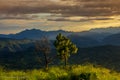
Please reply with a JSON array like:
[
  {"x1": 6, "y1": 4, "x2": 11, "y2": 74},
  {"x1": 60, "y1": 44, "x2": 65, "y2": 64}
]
[
  {"x1": 89, "y1": 27, "x2": 120, "y2": 34},
  {"x1": 1, "y1": 27, "x2": 120, "y2": 40},
  {"x1": 73, "y1": 31, "x2": 111, "y2": 41},
  {"x1": 103, "y1": 33, "x2": 120, "y2": 45},
  {"x1": 0, "y1": 29, "x2": 109, "y2": 41},
  {"x1": 0, "y1": 29, "x2": 71, "y2": 40},
  {"x1": 0, "y1": 27, "x2": 120, "y2": 47},
  {"x1": 11, "y1": 29, "x2": 46, "y2": 39},
  {"x1": 68, "y1": 34, "x2": 101, "y2": 47}
]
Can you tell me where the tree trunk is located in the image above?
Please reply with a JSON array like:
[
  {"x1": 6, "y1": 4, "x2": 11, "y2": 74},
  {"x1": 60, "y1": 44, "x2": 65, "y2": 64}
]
[
  {"x1": 64, "y1": 55, "x2": 67, "y2": 67},
  {"x1": 44, "y1": 53, "x2": 48, "y2": 69}
]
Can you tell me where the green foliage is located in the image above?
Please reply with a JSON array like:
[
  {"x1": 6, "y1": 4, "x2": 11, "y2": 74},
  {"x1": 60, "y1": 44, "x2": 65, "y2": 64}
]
[
  {"x1": 54, "y1": 33, "x2": 78, "y2": 66},
  {"x1": 0, "y1": 64, "x2": 120, "y2": 80}
]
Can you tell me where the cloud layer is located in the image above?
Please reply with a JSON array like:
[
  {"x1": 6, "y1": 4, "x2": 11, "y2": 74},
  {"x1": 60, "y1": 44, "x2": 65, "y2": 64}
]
[
  {"x1": 0, "y1": 0, "x2": 120, "y2": 18},
  {"x1": 0, "y1": 0, "x2": 120, "y2": 34}
]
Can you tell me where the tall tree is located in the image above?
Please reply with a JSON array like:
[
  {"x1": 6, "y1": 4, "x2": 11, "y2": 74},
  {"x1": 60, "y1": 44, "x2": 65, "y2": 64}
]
[
  {"x1": 54, "y1": 33, "x2": 78, "y2": 66},
  {"x1": 35, "y1": 37, "x2": 51, "y2": 69}
]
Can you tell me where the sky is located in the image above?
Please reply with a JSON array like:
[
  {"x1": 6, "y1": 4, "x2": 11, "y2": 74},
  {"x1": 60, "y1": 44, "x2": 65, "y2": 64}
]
[{"x1": 0, "y1": 0, "x2": 120, "y2": 34}]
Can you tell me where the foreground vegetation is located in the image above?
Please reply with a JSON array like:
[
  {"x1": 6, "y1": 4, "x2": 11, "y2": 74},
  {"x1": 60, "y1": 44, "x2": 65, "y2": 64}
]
[{"x1": 0, "y1": 64, "x2": 120, "y2": 80}]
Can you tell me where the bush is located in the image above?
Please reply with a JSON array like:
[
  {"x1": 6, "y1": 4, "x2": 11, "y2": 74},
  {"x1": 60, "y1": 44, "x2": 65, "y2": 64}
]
[{"x1": 71, "y1": 72, "x2": 97, "y2": 80}]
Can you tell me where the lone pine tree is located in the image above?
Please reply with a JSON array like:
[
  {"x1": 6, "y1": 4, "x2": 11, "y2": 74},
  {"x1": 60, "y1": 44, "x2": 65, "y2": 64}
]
[{"x1": 54, "y1": 33, "x2": 78, "y2": 66}]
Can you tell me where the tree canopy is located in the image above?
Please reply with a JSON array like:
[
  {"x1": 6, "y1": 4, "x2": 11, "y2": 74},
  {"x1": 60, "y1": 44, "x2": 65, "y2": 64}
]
[{"x1": 54, "y1": 33, "x2": 78, "y2": 66}]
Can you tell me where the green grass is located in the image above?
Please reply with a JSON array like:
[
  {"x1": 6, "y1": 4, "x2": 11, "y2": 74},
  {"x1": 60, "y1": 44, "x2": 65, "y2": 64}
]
[{"x1": 0, "y1": 64, "x2": 120, "y2": 80}]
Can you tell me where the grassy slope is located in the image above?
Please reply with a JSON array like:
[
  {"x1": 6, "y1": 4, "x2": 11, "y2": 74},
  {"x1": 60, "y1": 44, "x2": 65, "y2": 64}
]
[{"x1": 0, "y1": 64, "x2": 120, "y2": 80}]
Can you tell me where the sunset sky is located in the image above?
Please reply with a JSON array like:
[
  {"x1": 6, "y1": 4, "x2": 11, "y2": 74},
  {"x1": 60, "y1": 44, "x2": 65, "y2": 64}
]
[{"x1": 0, "y1": 0, "x2": 120, "y2": 34}]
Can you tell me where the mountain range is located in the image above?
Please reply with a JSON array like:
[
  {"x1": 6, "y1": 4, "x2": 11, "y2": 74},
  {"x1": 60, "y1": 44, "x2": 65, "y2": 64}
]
[{"x1": 0, "y1": 27, "x2": 120, "y2": 49}]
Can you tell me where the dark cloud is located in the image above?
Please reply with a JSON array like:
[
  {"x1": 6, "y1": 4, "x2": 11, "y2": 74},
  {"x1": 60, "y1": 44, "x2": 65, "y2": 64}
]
[
  {"x1": 47, "y1": 17, "x2": 113, "y2": 22},
  {"x1": 58, "y1": 0, "x2": 120, "y2": 16},
  {"x1": 0, "y1": 0, "x2": 62, "y2": 16},
  {"x1": 0, "y1": 0, "x2": 120, "y2": 18},
  {"x1": 0, "y1": 14, "x2": 34, "y2": 20},
  {"x1": 48, "y1": 18, "x2": 91, "y2": 22}
]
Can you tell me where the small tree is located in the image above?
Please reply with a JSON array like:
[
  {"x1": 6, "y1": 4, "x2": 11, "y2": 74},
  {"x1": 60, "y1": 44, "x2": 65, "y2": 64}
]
[
  {"x1": 54, "y1": 33, "x2": 78, "y2": 66},
  {"x1": 35, "y1": 37, "x2": 51, "y2": 69}
]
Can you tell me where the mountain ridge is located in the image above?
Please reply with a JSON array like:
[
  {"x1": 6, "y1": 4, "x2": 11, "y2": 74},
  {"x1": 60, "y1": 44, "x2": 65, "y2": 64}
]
[
  {"x1": 0, "y1": 27, "x2": 120, "y2": 47},
  {"x1": 1, "y1": 27, "x2": 120, "y2": 40}
]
